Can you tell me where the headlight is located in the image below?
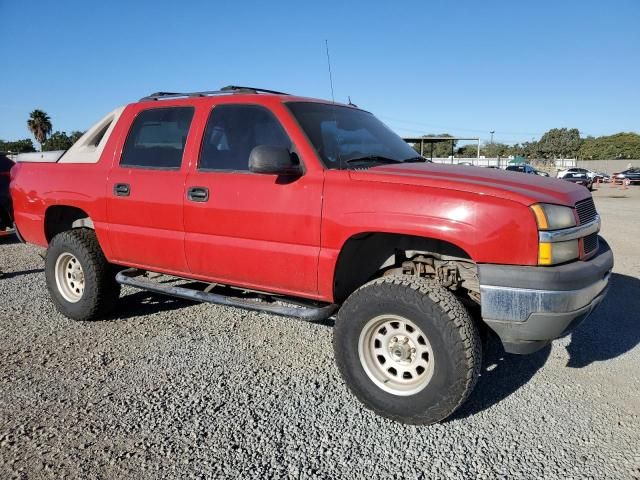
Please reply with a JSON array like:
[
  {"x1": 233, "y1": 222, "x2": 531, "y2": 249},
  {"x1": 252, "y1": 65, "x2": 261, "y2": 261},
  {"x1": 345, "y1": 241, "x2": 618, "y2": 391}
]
[
  {"x1": 538, "y1": 240, "x2": 580, "y2": 265},
  {"x1": 531, "y1": 203, "x2": 579, "y2": 265},
  {"x1": 530, "y1": 203, "x2": 576, "y2": 230}
]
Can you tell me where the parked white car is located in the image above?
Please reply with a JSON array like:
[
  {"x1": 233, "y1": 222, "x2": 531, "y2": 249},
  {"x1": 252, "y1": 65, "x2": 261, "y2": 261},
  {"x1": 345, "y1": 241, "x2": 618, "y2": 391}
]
[{"x1": 557, "y1": 167, "x2": 596, "y2": 179}]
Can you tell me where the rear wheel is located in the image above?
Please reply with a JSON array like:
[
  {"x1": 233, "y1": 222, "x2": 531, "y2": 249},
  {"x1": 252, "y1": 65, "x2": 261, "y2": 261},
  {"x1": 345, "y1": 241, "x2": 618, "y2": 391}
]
[
  {"x1": 333, "y1": 275, "x2": 481, "y2": 424},
  {"x1": 45, "y1": 229, "x2": 120, "y2": 320}
]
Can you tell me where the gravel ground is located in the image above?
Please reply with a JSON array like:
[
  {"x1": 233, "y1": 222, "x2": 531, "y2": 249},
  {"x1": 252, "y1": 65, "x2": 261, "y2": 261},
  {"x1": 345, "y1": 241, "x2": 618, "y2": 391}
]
[{"x1": 1, "y1": 186, "x2": 639, "y2": 479}]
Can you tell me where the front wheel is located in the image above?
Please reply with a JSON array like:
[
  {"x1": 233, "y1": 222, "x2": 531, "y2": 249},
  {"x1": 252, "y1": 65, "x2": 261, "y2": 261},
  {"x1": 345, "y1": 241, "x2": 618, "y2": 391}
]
[
  {"x1": 45, "y1": 229, "x2": 120, "y2": 321},
  {"x1": 333, "y1": 275, "x2": 481, "y2": 424}
]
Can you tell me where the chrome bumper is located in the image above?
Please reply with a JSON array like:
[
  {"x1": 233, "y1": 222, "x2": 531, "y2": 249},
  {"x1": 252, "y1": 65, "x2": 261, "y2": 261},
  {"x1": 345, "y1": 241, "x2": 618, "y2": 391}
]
[
  {"x1": 478, "y1": 238, "x2": 613, "y2": 354},
  {"x1": 480, "y1": 272, "x2": 609, "y2": 323}
]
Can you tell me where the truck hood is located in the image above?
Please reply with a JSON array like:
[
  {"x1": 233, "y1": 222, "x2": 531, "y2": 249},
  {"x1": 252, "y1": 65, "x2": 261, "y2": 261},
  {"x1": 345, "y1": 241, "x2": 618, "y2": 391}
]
[{"x1": 349, "y1": 163, "x2": 590, "y2": 206}]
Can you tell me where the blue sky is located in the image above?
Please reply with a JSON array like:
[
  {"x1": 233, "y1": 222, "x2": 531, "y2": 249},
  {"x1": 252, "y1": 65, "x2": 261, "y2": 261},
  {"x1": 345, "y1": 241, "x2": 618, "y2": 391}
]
[{"x1": 1, "y1": 0, "x2": 638, "y2": 145}]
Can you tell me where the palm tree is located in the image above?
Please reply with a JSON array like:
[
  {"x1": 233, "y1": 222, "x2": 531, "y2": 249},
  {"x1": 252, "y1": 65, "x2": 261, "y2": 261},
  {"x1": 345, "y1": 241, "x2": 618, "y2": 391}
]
[{"x1": 27, "y1": 110, "x2": 53, "y2": 151}]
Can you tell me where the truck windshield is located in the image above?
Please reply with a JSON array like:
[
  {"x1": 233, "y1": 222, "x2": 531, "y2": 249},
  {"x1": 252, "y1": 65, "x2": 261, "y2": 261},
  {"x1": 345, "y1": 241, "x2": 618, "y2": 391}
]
[{"x1": 286, "y1": 102, "x2": 424, "y2": 169}]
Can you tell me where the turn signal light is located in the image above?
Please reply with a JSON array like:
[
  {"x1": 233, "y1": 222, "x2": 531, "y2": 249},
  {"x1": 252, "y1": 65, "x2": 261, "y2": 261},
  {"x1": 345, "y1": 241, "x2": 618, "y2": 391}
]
[{"x1": 538, "y1": 242, "x2": 552, "y2": 265}]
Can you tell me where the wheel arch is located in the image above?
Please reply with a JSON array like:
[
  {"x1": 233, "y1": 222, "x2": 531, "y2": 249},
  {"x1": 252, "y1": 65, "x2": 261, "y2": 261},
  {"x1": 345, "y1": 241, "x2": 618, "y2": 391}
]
[
  {"x1": 44, "y1": 205, "x2": 94, "y2": 243},
  {"x1": 332, "y1": 231, "x2": 475, "y2": 303}
]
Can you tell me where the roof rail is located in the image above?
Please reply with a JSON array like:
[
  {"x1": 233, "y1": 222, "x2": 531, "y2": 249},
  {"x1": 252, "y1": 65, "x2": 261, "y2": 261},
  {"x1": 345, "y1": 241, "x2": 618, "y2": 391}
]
[
  {"x1": 220, "y1": 85, "x2": 290, "y2": 95},
  {"x1": 139, "y1": 85, "x2": 289, "y2": 102}
]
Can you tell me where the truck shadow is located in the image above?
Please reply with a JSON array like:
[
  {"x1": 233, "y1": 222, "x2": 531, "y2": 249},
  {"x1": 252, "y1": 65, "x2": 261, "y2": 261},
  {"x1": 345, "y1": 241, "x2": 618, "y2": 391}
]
[
  {"x1": 109, "y1": 290, "x2": 197, "y2": 320},
  {"x1": 449, "y1": 334, "x2": 551, "y2": 421},
  {"x1": 452, "y1": 272, "x2": 639, "y2": 420},
  {"x1": 565, "y1": 273, "x2": 640, "y2": 368},
  {"x1": 110, "y1": 281, "x2": 339, "y2": 324},
  {"x1": 1, "y1": 268, "x2": 44, "y2": 279},
  {"x1": 0, "y1": 233, "x2": 20, "y2": 245}
]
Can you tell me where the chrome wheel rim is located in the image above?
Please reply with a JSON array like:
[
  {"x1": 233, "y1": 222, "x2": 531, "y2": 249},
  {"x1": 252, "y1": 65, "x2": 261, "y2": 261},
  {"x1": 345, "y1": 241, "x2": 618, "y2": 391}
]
[
  {"x1": 55, "y1": 253, "x2": 85, "y2": 303},
  {"x1": 358, "y1": 314, "x2": 435, "y2": 396}
]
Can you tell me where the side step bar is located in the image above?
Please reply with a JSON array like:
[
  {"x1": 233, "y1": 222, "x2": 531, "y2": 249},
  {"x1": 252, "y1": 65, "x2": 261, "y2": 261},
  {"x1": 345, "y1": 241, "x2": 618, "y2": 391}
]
[{"x1": 115, "y1": 268, "x2": 338, "y2": 322}]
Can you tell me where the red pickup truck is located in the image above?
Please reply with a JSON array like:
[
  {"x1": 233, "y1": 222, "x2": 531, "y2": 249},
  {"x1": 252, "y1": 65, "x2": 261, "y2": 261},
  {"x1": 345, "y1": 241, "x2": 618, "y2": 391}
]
[{"x1": 10, "y1": 86, "x2": 613, "y2": 424}]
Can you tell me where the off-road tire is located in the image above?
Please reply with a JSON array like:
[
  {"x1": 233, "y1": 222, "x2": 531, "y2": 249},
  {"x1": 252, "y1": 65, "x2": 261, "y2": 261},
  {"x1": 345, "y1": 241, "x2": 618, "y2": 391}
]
[
  {"x1": 333, "y1": 275, "x2": 481, "y2": 424},
  {"x1": 45, "y1": 228, "x2": 120, "y2": 321}
]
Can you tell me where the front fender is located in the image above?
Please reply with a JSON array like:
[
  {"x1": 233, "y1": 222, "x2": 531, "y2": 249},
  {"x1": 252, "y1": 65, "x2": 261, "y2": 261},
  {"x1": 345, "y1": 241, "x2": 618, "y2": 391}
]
[{"x1": 317, "y1": 173, "x2": 539, "y2": 300}]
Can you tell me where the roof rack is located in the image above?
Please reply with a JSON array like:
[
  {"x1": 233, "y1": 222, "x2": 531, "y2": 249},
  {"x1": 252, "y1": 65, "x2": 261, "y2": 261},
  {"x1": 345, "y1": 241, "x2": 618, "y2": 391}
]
[
  {"x1": 139, "y1": 85, "x2": 290, "y2": 102},
  {"x1": 220, "y1": 85, "x2": 290, "y2": 95}
]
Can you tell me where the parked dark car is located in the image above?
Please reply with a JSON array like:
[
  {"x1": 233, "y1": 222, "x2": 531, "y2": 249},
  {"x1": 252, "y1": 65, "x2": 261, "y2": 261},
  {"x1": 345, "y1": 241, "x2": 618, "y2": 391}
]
[
  {"x1": 593, "y1": 172, "x2": 611, "y2": 183},
  {"x1": 560, "y1": 171, "x2": 593, "y2": 190},
  {"x1": 505, "y1": 164, "x2": 549, "y2": 176},
  {"x1": 0, "y1": 154, "x2": 14, "y2": 232},
  {"x1": 613, "y1": 168, "x2": 640, "y2": 184},
  {"x1": 506, "y1": 164, "x2": 537, "y2": 174}
]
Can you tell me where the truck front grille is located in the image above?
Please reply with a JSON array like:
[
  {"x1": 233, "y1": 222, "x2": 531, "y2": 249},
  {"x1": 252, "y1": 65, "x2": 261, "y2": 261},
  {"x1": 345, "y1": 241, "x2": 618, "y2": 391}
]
[
  {"x1": 583, "y1": 232, "x2": 599, "y2": 255},
  {"x1": 575, "y1": 198, "x2": 597, "y2": 225}
]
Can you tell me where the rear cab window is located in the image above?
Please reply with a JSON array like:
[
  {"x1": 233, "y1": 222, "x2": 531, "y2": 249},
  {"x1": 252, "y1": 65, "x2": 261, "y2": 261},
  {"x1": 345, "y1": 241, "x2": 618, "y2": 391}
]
[{"x1": 120, "y1": 107, "x2": 194, "y2": 169}]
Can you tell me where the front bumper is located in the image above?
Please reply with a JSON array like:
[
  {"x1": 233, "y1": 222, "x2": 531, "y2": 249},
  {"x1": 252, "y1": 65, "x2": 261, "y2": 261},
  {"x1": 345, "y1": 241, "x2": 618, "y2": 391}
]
[{"x1": 478, "y1": 238, "x2": 613, "y2": 354}]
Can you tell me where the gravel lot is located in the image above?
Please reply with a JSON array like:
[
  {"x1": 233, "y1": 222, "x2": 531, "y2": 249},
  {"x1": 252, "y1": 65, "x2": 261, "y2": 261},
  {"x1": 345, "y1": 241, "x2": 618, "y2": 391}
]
[{"x1": 1, "y1": 186, "x2": 639, "y2": 479}]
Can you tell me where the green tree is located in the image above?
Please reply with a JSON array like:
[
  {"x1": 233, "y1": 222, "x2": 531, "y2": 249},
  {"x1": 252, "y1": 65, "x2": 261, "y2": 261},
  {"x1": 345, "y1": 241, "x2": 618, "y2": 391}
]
[
  {"x1": 42, "y1": 130, "x2": 85, "y2": 151},
  {"x1": 69, "y1": 130, "x2": 84, "y2": 144},
  {"x1": 456, "y1": 144, "x2": 479, "y2": 158},
  {"x1": 578, "y1": 132, "x2": 640, "y2": 160},
  {"x1": 482, "y1": 142, "x2": 510, "y2": 158},
  {"x1": 425, "y1": 129, "x2": 640, "y2": 161},
  {"x1": 27, "y1": 109, "x2": 53, "y2": 151},
  {"x1": 411, "y1": 134, "x2": 457, "y2": 158},
  {"x1": 536, "y1": 128, "x2": 581, "y2": 159},
  {"x1": 523, "y1": 141, "x2": 541, "y2": 158},
  {"x1": 0, "y1": 138, "x2": 36, "y2": 153}
]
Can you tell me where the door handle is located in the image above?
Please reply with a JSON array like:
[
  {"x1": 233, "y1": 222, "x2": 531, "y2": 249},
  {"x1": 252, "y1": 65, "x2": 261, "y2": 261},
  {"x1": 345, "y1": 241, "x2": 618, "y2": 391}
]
[
  {"x1": 187, "y1": 186, "x2": 209, "y2": 202},
  {"x1": 114, "y1": 183, "x2": 130, "y2": 196}
]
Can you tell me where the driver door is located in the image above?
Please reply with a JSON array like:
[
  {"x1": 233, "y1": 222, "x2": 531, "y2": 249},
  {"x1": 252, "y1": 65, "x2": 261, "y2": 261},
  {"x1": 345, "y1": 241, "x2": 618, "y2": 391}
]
[{"x1": 183, "y1": 103, "x2": 323, "y2": 297}]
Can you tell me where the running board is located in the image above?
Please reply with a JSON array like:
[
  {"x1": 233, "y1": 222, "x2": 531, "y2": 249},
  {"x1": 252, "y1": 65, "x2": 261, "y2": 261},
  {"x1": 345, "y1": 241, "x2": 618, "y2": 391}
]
[{"x1": 115, "y1": 268, "x2": 338, "y2": 322}]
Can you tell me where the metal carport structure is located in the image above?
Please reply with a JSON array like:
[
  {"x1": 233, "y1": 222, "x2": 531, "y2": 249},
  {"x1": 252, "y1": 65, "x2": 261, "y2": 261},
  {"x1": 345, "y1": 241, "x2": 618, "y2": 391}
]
[{"x1": 402, "y1": 136, "x2": 480, "y2": 164}]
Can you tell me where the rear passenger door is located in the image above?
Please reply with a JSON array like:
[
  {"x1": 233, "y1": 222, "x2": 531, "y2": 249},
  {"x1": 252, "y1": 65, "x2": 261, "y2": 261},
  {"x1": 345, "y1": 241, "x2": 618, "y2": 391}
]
[
  {"x1": 106, "y1": 106, "x2": 195, "y2": 273},
  {"x1": 183, "y1": 103, "x2": 323, "y2": 297}
]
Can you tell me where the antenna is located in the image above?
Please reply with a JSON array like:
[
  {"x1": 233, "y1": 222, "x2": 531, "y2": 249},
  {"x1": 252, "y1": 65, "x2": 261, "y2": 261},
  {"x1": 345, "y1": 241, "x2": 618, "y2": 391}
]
[
  {"x1": 324, "y1": 39, "x2": 343, "y2": 169},
  {"x1": 325, "y1": 39, "x2": 335, "y2": 103}
]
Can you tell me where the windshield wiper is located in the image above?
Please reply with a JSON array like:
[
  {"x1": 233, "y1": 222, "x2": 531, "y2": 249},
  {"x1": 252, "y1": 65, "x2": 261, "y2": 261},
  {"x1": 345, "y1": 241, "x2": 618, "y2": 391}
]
[
  {"x1": 402, "y1": 156, "x2": 428, "y2": 163},
  {"x1": 344, "y1": 156, "x2": 403, "y2": 166}
]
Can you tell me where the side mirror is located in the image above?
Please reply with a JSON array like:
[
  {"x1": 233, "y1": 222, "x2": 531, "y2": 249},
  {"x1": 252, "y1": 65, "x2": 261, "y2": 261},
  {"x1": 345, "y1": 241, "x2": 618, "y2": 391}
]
[{"x1": 248, "y1": 145, "x2": 301, "y2": 175}]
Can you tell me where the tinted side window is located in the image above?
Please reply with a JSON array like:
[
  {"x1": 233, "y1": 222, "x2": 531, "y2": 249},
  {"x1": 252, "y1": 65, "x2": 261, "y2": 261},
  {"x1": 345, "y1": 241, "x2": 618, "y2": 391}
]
[
  {"x1": 199, "y1": 104, "x2": 291, "y2": 171},
  {"x1": 120, "y1": 107, "x2": 194, "y2": 169}
]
